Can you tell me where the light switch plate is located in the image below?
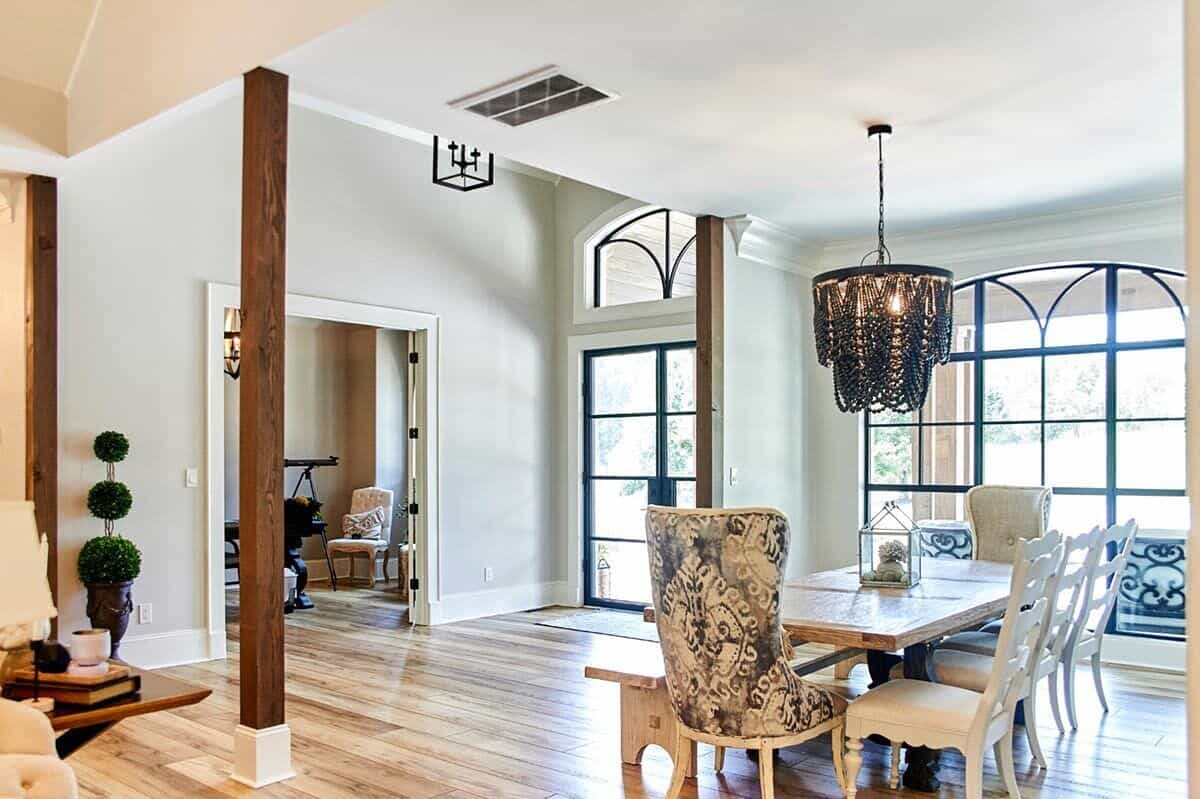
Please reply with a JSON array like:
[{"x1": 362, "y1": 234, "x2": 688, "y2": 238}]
[
  {"x1": 137, "y1": 604, "x2": 152, "y2": 624},
  {"x1": 729, "y1": 466, "x2": 739, "y2": 486},
  {"x1": 185, "y1": 467, "x2": 199, "y2": 488}
]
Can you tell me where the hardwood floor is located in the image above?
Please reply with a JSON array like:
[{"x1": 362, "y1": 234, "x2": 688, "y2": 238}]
[{"x1": 71, "y1": 585, "x2": 1185, "y2": 798}]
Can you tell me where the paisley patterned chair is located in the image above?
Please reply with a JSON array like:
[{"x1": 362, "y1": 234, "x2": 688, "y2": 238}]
[{"x1": 645, "y1": 506, "x2": 848, "y2": 799}]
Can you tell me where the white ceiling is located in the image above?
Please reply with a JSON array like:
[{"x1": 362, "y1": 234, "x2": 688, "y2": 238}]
[
  {"x1": 274, "y1": 0, "x2": 1183, "y2": 241},
  {"x1": 0, "y1": 0, "x2": 95, "y2": 93}
]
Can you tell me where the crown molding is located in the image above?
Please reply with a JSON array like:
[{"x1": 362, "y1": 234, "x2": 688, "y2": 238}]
[
  {"x1": 289, "y1": 92, "x2": 559, "y2": 184},
  {"x1": 725, "y1": 214, "x2": 821, "y2": 275},
  {"x1": 817, "y1": 193, "x2": 1184, "y2": 271}
]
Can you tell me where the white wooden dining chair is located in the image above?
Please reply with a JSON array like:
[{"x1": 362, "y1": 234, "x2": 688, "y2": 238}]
[
  {"x1": 843, "y1": 533, "x2": 1063, "y2": 799},
  {"x1": 928, "y1": 528, "x2": 1098, "y2": 767},
  {"x1": 1061, "y1": 519, "x2": 1138, "y2": 729}
]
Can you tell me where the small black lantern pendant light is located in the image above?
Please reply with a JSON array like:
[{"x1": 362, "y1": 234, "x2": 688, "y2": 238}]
[{"x1": 812, "y1": 124, "x2": 954, "y2": 414}]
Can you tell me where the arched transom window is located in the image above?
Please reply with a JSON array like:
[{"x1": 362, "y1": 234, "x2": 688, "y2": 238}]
[
  {"x1": 593, "y1": 208, "x2": 697, "y2": 307},
  {"x1": 865, "y1": 262, "x2": 1187, "y2": 640}
]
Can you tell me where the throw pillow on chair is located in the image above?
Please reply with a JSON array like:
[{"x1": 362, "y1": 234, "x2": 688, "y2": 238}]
[{"x1": 343, "y1": 507, "x2": 386, "y2": 539}]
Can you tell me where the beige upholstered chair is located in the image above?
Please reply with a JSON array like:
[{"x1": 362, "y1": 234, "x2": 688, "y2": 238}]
[
  {"x1": 0, "y1": 698, "x2": 78, "y2": 798},
  {"x1": 327, "y1": 487, "x2": 395, "y2": 588},
  {"x1": 645, "y1": 506, "x2": 847, "y2": 799},
  {"x1": 965, "y1": 485, "x2": 1052, "y2": 563},
  {"x1": 844, "y1": 532, "x2": 1063, "y2": 799}
]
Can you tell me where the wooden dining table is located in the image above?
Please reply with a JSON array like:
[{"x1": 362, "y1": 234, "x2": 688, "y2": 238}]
[{"x1": 647, "y1": 557, "x2": 1013, "y2": 792}]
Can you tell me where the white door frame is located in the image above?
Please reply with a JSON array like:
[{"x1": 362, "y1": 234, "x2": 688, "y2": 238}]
[
  {"x1": 205, "y1": 283, "x2": 440, "y2": 655},
  {"x1": 564, "y1": 323, "x2": 696, "y2": 607}
]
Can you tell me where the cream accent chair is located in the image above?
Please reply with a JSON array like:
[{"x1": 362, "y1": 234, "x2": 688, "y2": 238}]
[
  {"x1": 965, "y1": 485, "x2": 1052, "y2": 563},
  {"x1": 843, "y1": 532, "x2": 1063, "y2": 799},
  {"x1": 1061, "y1": 519, "x2": 1137, "y2": 729},
  {"x1": 327, "y1": 487, "x2": 394, "y2": 588},
  {"x1": 0, "y1": 698, "x2": 78, "y2": 798},
  {"x1": 645, "y1": 507, "x2": 848, "y2": 799}
]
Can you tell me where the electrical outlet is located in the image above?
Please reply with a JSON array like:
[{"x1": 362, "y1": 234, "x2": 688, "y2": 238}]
[
  {"x1": 729, "y1": 466, "x2": 739, "y2": 486},
  {"x1": 137, "y1": 603, "x2": 152, "y2": 624},
  {"x1": 484, "y1": 567, "x2": 494, "y2": 583},
  {"x1": 184, "y1": 467, "x2": 199, "y2": 488}
]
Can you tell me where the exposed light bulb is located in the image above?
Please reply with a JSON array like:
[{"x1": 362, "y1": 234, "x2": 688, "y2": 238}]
[{"x1": 889, "y1": 294, "x2": 904, "y2": 315}]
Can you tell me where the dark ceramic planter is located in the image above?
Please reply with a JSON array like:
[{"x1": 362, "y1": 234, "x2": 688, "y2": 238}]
[{"x1": 84, "y1": 580, "x2": 134, "y2": 659}]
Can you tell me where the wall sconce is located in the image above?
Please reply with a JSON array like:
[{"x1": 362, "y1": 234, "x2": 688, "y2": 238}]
[{"x1": 224, "y1": 308, "x2": 241, "y2": 380}]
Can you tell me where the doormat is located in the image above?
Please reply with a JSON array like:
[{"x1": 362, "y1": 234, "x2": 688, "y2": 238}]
[{"x1": 536, "y1": 610, "x2": 659, "y2": 642}]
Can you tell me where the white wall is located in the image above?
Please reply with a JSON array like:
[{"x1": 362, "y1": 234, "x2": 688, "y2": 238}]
[
  {"x1": 0, "y1": 177, "x2": 24, "y2": 499},
  {"x1": 724, "y1": 256, "x2": 814, "y2": 577},
  {"x1": 806, "y1": 196, "x2": 1185, "y2": 571},
  {"x1": 56, "y1": 96, "x2": 557, "y2": 656}
]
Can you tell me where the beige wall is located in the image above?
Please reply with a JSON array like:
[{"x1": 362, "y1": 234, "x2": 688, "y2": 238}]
[
  {"x1": 375, "y1": 329, "x2": 409, "y2": 545},
  {"x1": 224, "y1": 316, "x2": 380, "y2": 563},
  {"x1": 0, "y1": 177, "x2": 25, "y2": 499}
]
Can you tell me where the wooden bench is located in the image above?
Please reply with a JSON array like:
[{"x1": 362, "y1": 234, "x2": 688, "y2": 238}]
[
  {"x1": 585, "y1": 633, "x2": 865, "y2": 778},
  {"x1": 584, "y1": 647, "x2": 697, "y2": 777}
]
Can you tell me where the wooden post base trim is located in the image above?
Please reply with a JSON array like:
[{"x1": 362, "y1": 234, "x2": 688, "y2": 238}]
[
  {"x1": 619, "y1": 683, "x2": 697, "y2": 778},
  {"x1": 231, "y1": 723, "x2": 295, "y2": 788}
]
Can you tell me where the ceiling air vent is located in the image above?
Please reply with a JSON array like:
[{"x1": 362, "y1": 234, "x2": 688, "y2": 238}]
[{"x1": 450, "y1": 66, "x2": 616, "y2": 127}]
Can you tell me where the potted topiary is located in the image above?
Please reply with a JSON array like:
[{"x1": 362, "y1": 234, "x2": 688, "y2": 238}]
[{"x1": 79, "y1": 431, "x2": 141, "y2": 658}]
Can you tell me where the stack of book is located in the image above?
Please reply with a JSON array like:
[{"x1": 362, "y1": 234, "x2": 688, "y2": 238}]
[{"x1": 5, "y1": 662, "x2": 140, "y2": 706}]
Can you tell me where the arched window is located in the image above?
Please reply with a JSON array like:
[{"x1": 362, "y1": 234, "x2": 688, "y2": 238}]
[
  {"x1": 865, "y1": 262, "x2": 1187, "y2": 640},
  {"x1": 593, "y1": 208, "x2": 696, "y2": 307}
]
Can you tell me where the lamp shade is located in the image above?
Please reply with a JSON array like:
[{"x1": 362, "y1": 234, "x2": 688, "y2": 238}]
[{"x1": 0, "y1": 501, "x2": 57, "y2": 633}]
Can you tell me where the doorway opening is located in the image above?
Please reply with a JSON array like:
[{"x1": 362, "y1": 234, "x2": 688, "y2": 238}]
[
  {"x1": 582, "y1": 341, "x2": 697, "y2": 610},
  {"x1": 205, "y1": 284, "x2": 439, "y2": 659}
]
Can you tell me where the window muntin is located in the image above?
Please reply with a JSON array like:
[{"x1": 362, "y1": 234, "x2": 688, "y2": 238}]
[
  {"x1": 864, "y1": 263, "x2": 1188, "y2": 641},
  {"x1": 593, "y1": 209, "x2": 697, "y2": 307}
]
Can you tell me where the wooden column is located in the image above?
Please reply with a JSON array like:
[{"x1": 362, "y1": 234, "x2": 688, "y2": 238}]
[
  {"x1": 695, "y1": 215, "x2": 724, "y2": 508},
  {"x1": 25, "y1": 175, "x2": 57, "y2": 613},
  {"x1": 238, "y1": 67, "x2": 288, "y2": 732}
]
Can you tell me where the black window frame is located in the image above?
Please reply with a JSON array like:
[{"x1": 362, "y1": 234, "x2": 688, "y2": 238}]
[
  {"x1": 864, "y1": 262, "x2": 1187, "y2": 641},
  {"x1": 592, "y1": 208, "x2": 697, "y2": 308},
  {"x1": 583, "y1": 341, "x2": 697, "y2": 611}
]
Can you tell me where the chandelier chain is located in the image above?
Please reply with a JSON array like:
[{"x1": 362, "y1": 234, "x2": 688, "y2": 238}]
[{"x1": 876, "y1": 132, "x2": 886, "y2": 264}]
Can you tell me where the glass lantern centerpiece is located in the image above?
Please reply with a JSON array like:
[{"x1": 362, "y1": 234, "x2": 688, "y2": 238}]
[{"x1": 859, "y1": 501, "x2": 922, "y2": 588}]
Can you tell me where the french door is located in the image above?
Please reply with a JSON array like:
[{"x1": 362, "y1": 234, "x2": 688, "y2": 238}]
[{"x1": 583, "y1": 342, "x2": 697, "y2": 610}]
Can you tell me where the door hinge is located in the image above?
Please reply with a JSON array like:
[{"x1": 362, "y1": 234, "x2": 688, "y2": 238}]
[
  {"x1": 408, "y1": 502, "x2": 419, "y2": 515},
  {"x1": 409, "y1": 427, "x2": 419, "y2": 439},
  {"x1": 409, "y1": 352, "x2": 419, "y2": 364},
  {"x1": 409, "y1": 577, "x2": 420, "y2": 591}
]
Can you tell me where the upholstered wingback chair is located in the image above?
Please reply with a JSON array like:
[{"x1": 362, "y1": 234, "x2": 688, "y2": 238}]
[
  {"x1": 645, "y1": 506, "x2": 847, "y2": 797},
  {"x1": 0, "y1": 698, "x2": 78, "y2": 798},
  {"x1": 965, "y1": 485, "x2": 1052, "y2": 563}
]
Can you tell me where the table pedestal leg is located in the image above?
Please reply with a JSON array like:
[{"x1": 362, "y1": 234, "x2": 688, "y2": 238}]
[
  {"x1": 285, "y1": 534, "x2": 314, "y2": 609},
  {"x1": 901, "y1": 642, "x2": 941, "y2": 792}
]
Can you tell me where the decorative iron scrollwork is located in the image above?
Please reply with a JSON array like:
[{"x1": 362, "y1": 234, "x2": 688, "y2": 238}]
[
  {"x1": 1120, "y1": 537, "x2": 1186, "y2": 620},
  {"x1": 919, "y1": 529, "x2": 972, "y2": 560}
]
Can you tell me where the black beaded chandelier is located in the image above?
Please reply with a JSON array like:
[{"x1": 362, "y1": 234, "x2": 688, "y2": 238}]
[{"x1": 812, "y1": 124, "x2": 953, "y2": 414}]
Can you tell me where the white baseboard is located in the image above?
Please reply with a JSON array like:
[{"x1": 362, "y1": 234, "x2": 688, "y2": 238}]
[
  {"x1": 232, "y1": 724, "x2": 295, "y2": 788},
  {"x1": 119, "y1": 627, "x2": 216, "y2": 669},
  {"x1": 1100, "y1": 633, "x2": 1184, "y2": 673},
  {"x1": 429, "y1": 581, "x2": 571, "y2": 625}
]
